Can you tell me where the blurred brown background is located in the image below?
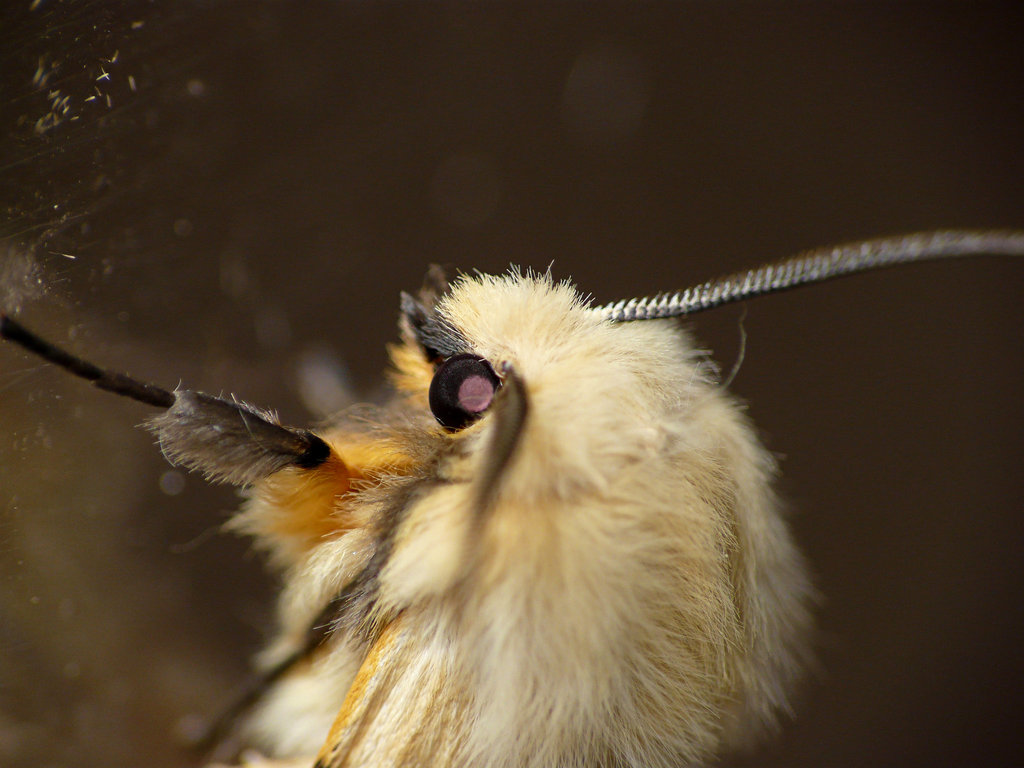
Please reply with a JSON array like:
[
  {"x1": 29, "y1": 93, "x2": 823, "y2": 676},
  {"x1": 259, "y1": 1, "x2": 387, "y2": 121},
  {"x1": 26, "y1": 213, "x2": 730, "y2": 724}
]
[{"x1": 1, "y1": 3, "x2": 1022, "y2": 767}]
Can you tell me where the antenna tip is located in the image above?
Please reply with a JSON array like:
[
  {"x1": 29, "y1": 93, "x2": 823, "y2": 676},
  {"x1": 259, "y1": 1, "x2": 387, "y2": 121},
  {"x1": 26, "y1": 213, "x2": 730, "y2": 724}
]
[
  {"x1": 1, "y1": 313, "x2": 37, "y2": 347},
  {"x1": 1, "y1": 312, "x2": 17, "y2": 339}
]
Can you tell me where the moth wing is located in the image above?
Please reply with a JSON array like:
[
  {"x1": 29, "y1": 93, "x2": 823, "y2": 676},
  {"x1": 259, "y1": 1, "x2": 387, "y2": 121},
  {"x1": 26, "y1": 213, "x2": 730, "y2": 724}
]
[{"x1": 313, "y1": 618, "x2": 466, "y2": 768}]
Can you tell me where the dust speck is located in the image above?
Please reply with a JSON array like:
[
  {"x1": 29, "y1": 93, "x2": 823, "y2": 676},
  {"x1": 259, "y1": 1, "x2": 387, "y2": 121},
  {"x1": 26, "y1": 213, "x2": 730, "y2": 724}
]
[{"x1": 159, "y1": 471, "x2": 186, "y2": 496}]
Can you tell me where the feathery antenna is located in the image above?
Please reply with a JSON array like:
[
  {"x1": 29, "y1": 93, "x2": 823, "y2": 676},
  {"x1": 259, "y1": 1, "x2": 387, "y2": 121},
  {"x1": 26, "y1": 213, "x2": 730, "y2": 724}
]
[
  {"x1": 1, "y1": 313, "x2": 330, "y2": 482},
  {"x1": 593, "y1": 230, "x2": 1024, "y2": 322}
]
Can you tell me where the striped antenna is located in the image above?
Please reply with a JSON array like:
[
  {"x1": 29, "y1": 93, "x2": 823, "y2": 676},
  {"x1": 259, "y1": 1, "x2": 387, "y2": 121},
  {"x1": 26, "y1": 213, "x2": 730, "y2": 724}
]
[
  {"x1": 0, "y1": 313, "x2": 175, "y2": 407},
  {"x1": 593, "y1": 230, "x2": 1024, "y2": 322}
]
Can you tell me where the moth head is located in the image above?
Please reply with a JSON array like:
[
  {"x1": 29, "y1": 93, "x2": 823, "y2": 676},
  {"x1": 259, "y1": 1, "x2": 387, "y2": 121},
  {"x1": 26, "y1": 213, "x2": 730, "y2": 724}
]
[{"x1": 393, "y1": 268, "x2": 710, "y2": 508}]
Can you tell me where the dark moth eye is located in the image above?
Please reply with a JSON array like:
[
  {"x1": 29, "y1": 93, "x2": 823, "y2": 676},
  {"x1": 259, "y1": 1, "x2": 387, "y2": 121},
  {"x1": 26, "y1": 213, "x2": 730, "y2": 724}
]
[{"x1": 429, "y1": 353, "x2": 501, "y2": 430}]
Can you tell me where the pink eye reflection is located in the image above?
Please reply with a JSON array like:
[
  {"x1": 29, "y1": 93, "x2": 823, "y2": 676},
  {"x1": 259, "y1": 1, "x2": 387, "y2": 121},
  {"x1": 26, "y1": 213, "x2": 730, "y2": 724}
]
[{"x1": 457, "y1": 374, "x2": 495, "y2": 413}]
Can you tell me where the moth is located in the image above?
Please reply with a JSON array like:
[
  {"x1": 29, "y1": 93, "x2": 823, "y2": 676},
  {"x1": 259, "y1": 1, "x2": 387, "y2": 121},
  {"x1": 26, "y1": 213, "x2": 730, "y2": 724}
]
[{"x1": 2, "y1": 230, "x2": 1022, "y2": 768}]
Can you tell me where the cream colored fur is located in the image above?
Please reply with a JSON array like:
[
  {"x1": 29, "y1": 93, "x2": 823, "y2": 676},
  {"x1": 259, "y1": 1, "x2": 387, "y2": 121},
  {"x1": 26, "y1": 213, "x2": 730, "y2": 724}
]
[{"x1": 231, "y1": 271, "x2": 812, "y2": 767}]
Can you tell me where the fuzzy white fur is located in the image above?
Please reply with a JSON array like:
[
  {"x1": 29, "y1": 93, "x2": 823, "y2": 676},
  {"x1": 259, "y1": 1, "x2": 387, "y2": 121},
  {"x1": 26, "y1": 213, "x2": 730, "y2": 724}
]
[{"x1": 233, "y1": 271, "x2": 813, "y2": 768}]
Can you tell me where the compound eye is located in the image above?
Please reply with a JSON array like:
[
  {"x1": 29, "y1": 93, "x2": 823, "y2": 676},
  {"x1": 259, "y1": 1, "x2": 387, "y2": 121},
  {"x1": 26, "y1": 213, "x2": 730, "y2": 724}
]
[{"x1": 428, "y1": 354, "x2": 501, "y2": 430}]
